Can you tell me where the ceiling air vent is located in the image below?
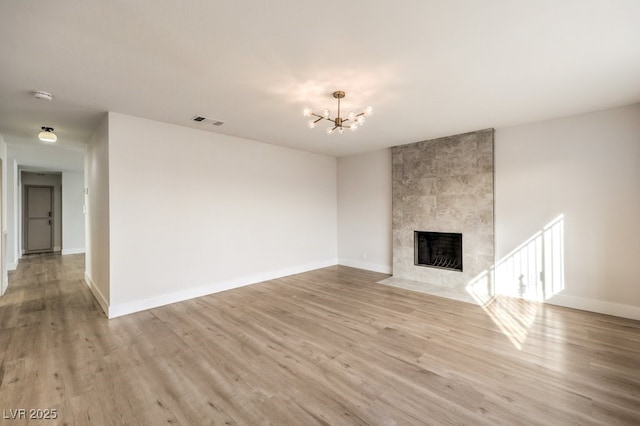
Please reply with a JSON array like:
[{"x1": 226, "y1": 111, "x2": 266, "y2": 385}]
[{"x1": 191, "y1": 115, "x2": 224, "y2": 127}]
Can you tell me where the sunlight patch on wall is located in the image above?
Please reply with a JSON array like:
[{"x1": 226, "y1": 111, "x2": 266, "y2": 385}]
[{"x1": 495, "y1": 214, "x2": 565, "y2": 301}]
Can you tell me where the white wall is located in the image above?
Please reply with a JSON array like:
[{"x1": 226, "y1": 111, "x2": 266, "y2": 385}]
[
  {"x1": 6, "y1": 143, "x2": 84, "y2": 173},
  {"x1": 0, "y1": 134, "x2": 7, "y2": 294},
  {"x1": 106, "y1": 112, "x2": 337, "y2": 317},
  {"x1": 495, "y1": 103, "x2": 640, "y2": 319},
  {"x1": 337, "y1": 149, "x2": 392, "y2": 273},
  {"x1": 21, "y1": 172, "x2": 62, "y2": 251},
  {"x1": 6, "y1": 158, "x2": 18, "y2": 270},
  {"x1": 62, "y1": 171, "x2": 85, "y2": 254},
  {"x1": 84, "y1": 115, "x2": 110, "y2": 313}
]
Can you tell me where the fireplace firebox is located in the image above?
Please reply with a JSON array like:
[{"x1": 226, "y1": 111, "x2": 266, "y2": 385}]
[{"x1": 414, "y1": 231, "x2": 463, "y2": 272}]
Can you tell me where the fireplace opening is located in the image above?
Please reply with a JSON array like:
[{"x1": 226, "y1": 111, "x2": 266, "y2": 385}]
[{"x1": 414, "y1": 231, "x2": 463, "y2": 272}]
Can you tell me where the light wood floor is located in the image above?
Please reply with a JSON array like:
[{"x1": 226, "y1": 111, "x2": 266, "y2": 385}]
[{"x1": 1, "y1": 254, "x2": 639, "y2": 425}]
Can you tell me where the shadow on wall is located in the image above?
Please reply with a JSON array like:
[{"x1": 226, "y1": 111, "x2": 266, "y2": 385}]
[{"x1": 466, "y1": 214, "x2": 566, "y2": 349}]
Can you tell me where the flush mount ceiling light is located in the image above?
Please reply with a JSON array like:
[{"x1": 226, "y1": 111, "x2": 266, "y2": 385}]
[
  {"x1": 303, "y1": 91, "x2": 372, "y2": 135},
  {"x1": 38, "y1": 127, "x2": 57, "y2": 143}
]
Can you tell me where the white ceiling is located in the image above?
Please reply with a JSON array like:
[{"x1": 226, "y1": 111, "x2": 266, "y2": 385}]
[{"x1": 1, "y1": 0, "x2": 639, "y2": 157}]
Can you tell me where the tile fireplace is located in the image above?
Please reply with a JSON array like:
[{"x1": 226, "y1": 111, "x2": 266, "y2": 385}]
[{"x1": 380, "y1": 129, "x2": 494, "y2": 303}]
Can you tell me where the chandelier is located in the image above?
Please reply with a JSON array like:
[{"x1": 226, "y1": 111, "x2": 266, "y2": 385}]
[
  {"x1": 38, "y1": 127, "x2": 57, "y2": 143},
  {"x1": 303, "y1": 91, "x2": 372, "y2": 134}
]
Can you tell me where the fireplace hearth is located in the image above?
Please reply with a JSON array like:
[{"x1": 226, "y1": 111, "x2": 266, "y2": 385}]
[{"x1": 414, "y1": 231, "x2": 463, "y2": 272}]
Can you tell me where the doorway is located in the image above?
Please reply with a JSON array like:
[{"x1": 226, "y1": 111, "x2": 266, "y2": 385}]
[
  {"x1": 24, "y1": 185, "x2": 54, "y2": 254},
  {"x1": 20, "y1": 171, "x2": 63, "y2": 256}
]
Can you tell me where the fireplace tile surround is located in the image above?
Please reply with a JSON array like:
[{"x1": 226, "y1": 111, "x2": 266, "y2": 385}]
[{"x1": 380, "y1": 129, "x2": 494, "y2": 304}]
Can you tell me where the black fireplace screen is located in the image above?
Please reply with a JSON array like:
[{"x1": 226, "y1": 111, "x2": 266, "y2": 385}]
[{"x1": 414, "y1": 231, "x2": 463, "y2": 272}]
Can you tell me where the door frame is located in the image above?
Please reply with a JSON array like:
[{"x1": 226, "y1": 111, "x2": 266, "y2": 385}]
[{"x1": 23, "y1": 184, "x2": 54, "y2": 255}]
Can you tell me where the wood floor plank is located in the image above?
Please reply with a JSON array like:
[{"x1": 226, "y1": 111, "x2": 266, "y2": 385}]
[{"x1": 1, "y1": 255, "x2": 639, "y2": 425}]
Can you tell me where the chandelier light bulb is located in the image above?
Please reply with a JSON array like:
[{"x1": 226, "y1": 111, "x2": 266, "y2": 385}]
[
  {"x1": 347, "y1": 111, "x2": 356, "y2": 121},
  {"x1": 303, "y1": 108, "x2": 312, "y2": 117},
  {"x1": 364, "y1": 106, "x2": 373, "y2": 116},
  {"x1": 307, "y1": 120, "x2": 316, "y2": 129},
  {"x1": 322, "y1": 109, "x2": 330, "y2": 119},
  {"x1": 357, "y1": 116, "x2": 365, "y2": 125},
  {"x1": 338, "y1": 127, "x2": 344, "y2": 134},
  {"x1": 326, "y1": 127, "x2": 334, "y2": 135},
  {"x1": 350, "y1": 123, "x2": 358, "y2": 131}
]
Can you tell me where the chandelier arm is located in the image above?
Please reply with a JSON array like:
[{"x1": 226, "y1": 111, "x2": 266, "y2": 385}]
[{"x1": 312, "y1": 117, "x2": 323, "y2": 124}]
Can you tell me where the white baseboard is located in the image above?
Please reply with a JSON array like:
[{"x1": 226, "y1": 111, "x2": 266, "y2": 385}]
[
  {"x1": 7, "y1": 262, "x2": 18, "y2": 271},
  {"x1": 338, "y1": 258, "x2": 392, "y2": 274},
  {"x1": 62, "y1": 248, "x2": 85, "y2": 255},
  {"x1": 547, "y1": 293, "x2": 640, "y2": 321},
  {"x1": 107, "y1": 258, "x2": 339, "y2": 319},
  {"x1": 84, "y1": 272, "x2": 109, "y2": 317}
]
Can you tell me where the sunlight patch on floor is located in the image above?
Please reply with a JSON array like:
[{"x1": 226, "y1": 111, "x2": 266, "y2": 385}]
[{"x1": 467, "y1": 215, "x2": 565, "y2": 349}]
